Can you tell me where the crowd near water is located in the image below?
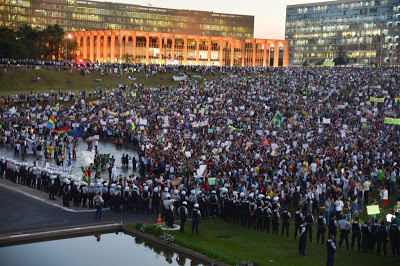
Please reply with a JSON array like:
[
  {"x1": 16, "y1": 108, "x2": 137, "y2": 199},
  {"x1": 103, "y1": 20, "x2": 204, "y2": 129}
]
[{"x1": 0, "y1": 60, "x2": 400, "y2": 258}]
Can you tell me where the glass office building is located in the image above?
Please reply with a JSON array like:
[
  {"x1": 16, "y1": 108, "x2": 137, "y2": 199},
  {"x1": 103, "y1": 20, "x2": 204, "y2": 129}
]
[
  {"x1": 286, "y1": 0, "x2": 400, "y2": 66},
  {"x1": 0, "y1": 0, "x2": 254, "y2": 38}
]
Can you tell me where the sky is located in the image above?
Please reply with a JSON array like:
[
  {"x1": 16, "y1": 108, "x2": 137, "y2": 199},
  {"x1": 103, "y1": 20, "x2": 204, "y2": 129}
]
[{"x1": 103, "y1": 0, "x2": 329, "y2": 39}]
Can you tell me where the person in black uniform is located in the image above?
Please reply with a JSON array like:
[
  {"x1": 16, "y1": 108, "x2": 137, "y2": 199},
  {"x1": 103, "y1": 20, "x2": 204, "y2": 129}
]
[
  {"x1": 272, "y1": 206, "x2": 280, "y2": 235},
  {"x1": 328, "y1": 214, "x2": 338, "y2": 242},
  {"x1": 305, "y1": 210, "x2": 314, "y2": 242},
  {"x1": 326, "y1": 234, "x2": 336, "y2": 266},
  {"x1": 256, "y1": 201, "x2": 264, "y2": 231},
  {"x1": 209, "y1": 191, "x2": 218, "y2": 217},
  {"x1": 248, "y1": 197, "x2": 257, "y2": 230},
  {"x1": 281, "y1": 207, "x2": 291, "y2": 237},
  {"x1": 151, "y1": 188, "x2": 160, "y2": 214},
  {"x1": 376, "y1": 221, "x2": 387, "y2": 256},
  {"x1": 298, "y1": 220, "x2": 307, "y2": 256},
  {"x1": 294, "y1": 208, "x2": 304, "y2": 240},
  {"x1": 263, "y1": 203, "x2": 272, "y2": 233},
  {"x1": 316, "y1": 212, "x2": 327, "y2": 244},
  {"x1": 351, "y1": 217, "x2": 362, "y2": 251},
  {"x1": 361, "y1": 220, "x2": 370, "y2": 252},
  {"x1": 370, "y1": 219, "x2": 379, "y2": 253},
  {"x1": 192, "y1": 203, "x2": 201, "y2": 234},
  {"x1": 178, "y1": 201, "x2": 188, "y2": 233},
  {"x1": 388, "y1": 220, "x2": 400, "y2": 256}
]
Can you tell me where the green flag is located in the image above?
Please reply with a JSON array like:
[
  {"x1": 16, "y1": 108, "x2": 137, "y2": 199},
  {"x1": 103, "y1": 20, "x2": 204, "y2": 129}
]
[
  {"x1": 131, "y1": 122, "x2": 136, "y2": 131},
  {"x1": 272, "y1": 111, "x2": 283, "y2": 130},
  {"x1": 228, "y1": 125, "x2": 243, "y2": 131}
]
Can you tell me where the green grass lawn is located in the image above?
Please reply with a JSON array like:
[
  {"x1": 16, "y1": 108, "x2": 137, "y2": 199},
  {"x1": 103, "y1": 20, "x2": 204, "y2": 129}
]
[
  {"x1": 171, "y1": 217, "x2": 398, "y2": 266},
  {"x1": 0, "y1": 67, "x2": 221, "y2": 95},
  {"x1": 169, "y1": 191, "x2": 400, "y2": 266}
]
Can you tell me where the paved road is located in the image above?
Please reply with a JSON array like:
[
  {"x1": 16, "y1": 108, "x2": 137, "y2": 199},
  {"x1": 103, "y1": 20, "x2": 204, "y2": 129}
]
[{"x1": 0, "y1": 185, "x2": 160, "y2": 235}]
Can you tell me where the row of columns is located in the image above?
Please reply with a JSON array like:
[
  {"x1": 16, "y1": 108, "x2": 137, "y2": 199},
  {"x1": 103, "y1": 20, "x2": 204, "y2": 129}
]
[{"x1": 67, "y1": 30, "x2": 289, "y2": 67}]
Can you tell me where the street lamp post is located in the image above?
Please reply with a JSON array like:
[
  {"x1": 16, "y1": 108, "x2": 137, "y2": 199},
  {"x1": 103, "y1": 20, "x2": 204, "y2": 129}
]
[
  {"x1": 369, "y1": 35, "x2": 372, "y2": 66},
  {"x1": 380, "y1": 34, "x2": 384, "y2": 66},
  {"x1": 66, "y1": 34, "x2": 72, "y2": 61}
]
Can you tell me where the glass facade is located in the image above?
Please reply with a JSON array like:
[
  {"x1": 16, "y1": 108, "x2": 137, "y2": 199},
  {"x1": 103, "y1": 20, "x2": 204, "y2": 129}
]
[
  {"x1": 0, "y1": 0, "x2": 254, "y2": 38},
  {"x1": 286, "y1": 0, "x2": 400, "y2": 65}
]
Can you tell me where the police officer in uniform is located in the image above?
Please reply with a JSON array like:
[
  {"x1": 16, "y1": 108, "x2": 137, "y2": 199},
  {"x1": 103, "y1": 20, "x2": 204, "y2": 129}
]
[
  {"x1": 370, "y1": 219, "x2": 379, "y2": 253},
  {"x1": 151, "y1": 187, "x2": 160, "y2": 214},
  {"x1": 141, "y1": 186, "x2": 150, "y2": 214},
  {"x1": 108, "y1": 184, "x2": 115, "y2": 210},
  {"x1": 298, "y1": 220, "x2": 307, "y2": 256},
  {"x1": 88, "y1": 183, "x2": 95, "y2": 208},
  {"x1": 388, "y1": 220, "x2": 400, "y2": 256},
  {"x1": 131, "y1": 185, "x2": 139, "y2": 212},
  {"x1": 222, "y1": 193, "x2": 230, "y2": 222},
  {"x1": 209, "y1": 191, "x2": 218, "y2": 217},
  {"x1": 281, "y1": 207, "x2": 291, "y2": 237},
  {"x1": 328, "y1": 214, "x2": 338, "y2": 242},
  {"x1": 305, "y1": 211, "x2": 314, "y2": 242},
  {"x1": 294, "y1": 208, "x2": 304, "y2": 240},
  {"x1": 63, "y1": 179, "x2": 71, "y2": 207},
  {"x1": 81, "y1": 182, "x2": 89, "y2": 207},
  {"x1": 376, "y1": 221, "x2": 388, "y2": 256},
  {"x1": 338, "y1": 216, "x2": 350, "y2": 249},
  {"x1": 272, "y1": 206, "x2": 280, "y2": 235},
  {"x1": 326, "y1": 234, "x2": 336, "y2": 266},
  {"x1": 187, "y1": 190, "x2": 197, "y2": 218},
  {"x1": 48, "y1": 175, "x2": 56, "y2": 200},
  {"x1": 248, "y1": 195, "x2": 257, "y2": 230},
  {"x1": 351, "y1": 217, "x2": 362, "y2": 251},
  {"x1": 178, "y1": 201, "x2": 188, "y2": 233},
  {"x1": 263, "y1": 201, "x2": 272, "y2": 233},
  {"x1": 192, "y1": 203, "x2": 201, "y2": 234},
  {"x1": 316, "y1": 212, "x2": 327, "y2": 244},
  {"x1": 256, "y1": 200, "x2": 264, "y2": 231},
  {"x1": 361, "y1": 220, "x2": 370, "y2": 252}
]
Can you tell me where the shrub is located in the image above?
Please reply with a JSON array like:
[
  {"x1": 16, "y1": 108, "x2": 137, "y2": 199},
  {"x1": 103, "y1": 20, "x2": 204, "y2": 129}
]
[
  {"x1": 133, "y1": 222, "x2": 143, "y2": 230},
  {"x1": 143, "y1": 224, "x2": 164, "y2": 237}
]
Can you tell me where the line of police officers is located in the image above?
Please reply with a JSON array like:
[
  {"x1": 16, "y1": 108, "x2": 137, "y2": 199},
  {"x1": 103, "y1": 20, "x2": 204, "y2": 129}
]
[{"x1": 1, "y1": 157, "x2": 399, "y2": 258}]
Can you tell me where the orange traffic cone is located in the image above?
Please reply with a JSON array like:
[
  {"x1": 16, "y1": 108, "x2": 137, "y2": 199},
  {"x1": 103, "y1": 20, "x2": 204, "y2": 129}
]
[{"x1": 157, "y1": 213, "x2": 162, "y2": 225}]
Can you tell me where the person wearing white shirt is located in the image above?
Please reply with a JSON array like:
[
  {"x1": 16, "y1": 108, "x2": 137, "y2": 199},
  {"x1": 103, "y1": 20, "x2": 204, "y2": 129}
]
[
  {"x1": 381, "y1": 187, "x2": 388, "y2": 211},
  {"x1": 335, "y1": 196, "x2": 344, "y2": 220}
]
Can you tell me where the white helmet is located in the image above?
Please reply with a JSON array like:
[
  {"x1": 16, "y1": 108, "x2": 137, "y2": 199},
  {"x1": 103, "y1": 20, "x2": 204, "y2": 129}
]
[
  {"x1": 273, "y1": 196, "x2": 279, "y2": 202},
  {"x1": 164, "y1": 187, "x2": 169, "y2": 192},
  {"x1": 232, "y1": 191, "x2": 238, "y2": 196},
  {"x1": 117, "y1": 185, "x2": 122, "y2": 189},
  {"x1": 97, "y1": 182, "x2": 102, "y2": 187},
  {"x1": 181, "y1": 191, "x2": 186, "y2": 196},
  {"x1": 174, "y1": 189, "x2": 179, "y2": 195},
  {"x1": 82, "y1": 182, "x2": 87, "y2": 186},
  {"x1": 90, "y1": 183, "x2": 94, "y2": 187},
  {"x1": 266, "y1": 196, "x2": 270, "y2": 200},
  {"x1": 111, "y1": 184, "x2": 116, "y2": 188},
  {"x1": 249, "y1": 193, "x2": 254, "y2": 198},
  {"x1": 66, "y1": 180, "x2": 70, "y2": 185},
  {"x1": 211, "y1": 190, "x2": 216, "y2": 194},
  {"x1": 240, "y1": 192, "x2": 245, "y2": 198},
  {"x1": 194, "y1": 203, "x2": 199, "y2": 208},
  {"x1": 144, "y1": 186, "x2": 148, "y2": 191},
  {"x1": 182, "y1": 201, "x2": 187, "y2": 205},
  {"x1": 153, "y1": 188, "x2": 158, "y2": 192},
  {"x1": 191, "y1": 190, "x2": 195, "y2": 195},
  {"x1": 166, "y1": 193, "x2": 171, "y2": 198}
]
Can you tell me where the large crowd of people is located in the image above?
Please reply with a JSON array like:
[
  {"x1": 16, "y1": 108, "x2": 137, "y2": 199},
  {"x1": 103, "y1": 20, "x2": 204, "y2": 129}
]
[{"x1": 0, "y1": 61, "x2": 400, "y2": 258}]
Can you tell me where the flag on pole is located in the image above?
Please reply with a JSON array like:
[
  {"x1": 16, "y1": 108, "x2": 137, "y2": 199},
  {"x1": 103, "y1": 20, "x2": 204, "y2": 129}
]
[
  {"x1": 81, "y1": 166, "x2": 89, "y2": 184},
  {"x1": 46, "y1": 116, "x2": 55, "y2": 132},
  {"x1": 108, "y1": 110, "x2": 117, "y2": 116},
  {"x1": 272, "y1": 111, "x2": 283, "y2": 130}
]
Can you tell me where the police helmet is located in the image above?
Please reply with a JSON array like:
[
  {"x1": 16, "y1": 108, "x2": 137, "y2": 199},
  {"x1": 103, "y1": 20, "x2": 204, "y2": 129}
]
[
  {"x1": 144, "y1": 186, "x2": 148, "y2": 191},
  {"x1": 164, "y1": 187, "x2": 169, "y2": 192},
  {"x1": 240, "y1": 192, "x2": 245, "y2": 198},
  {"x1": 212, "y1": 190, "x2": 216, "y2": 194},
  {"x1": 82, "y1": 182, "x2": 87, "y2": 186},
  {"x1": 194, "y1": 203, "x2": 199, "y2": 208},
  {"x1": 104, "y1": 182, "x2": 108, "y2": 187},
  {"x1": 117, "y1": 185, "x2": 122, "y2": 189},
  {"x1": 66, "y1": 180, "x2": 70, "y2": 185},
  {"x1": 174, "y1": 189, "x2": 179, "y2": 195},
  {"x1": 153, "y1": 188, "x2": 158, "y2": 192},
  {"x1": 249, "y1": 193, "x2": 254, "y2": 198},
  {"x1": 166, "y1": 193, "x2": 171, "y2": 198},
  {"x1": 182, "y1": 201, "x2": 187, "y2": 205},
  {"x1": 181, "y1": 191, "x2": 186, "y2": 196},
  {"x1": 97, "y1": 182, "x2": 102, "y2": 187},
  {"x1": 273, "y1": 196, "x2": 279, "y2": 202},
  {"x1": 90, "y1": 183, "x2": 94, "y2": 187},
  {"x1": 191, "y1": 190, "x2": 195, "y2": 195},
  {"x1": 232, "y1": 191, "x2": 238, "y2": 196},
  {"x1": 266, "y1": 196, "x2": 270, "y2": 200},
  {"x1": 133, "y1": 185, "x2": 138, "y2": 189},
  {"x1": 111, "y1": 183, "x2": 116, "y2": 188}
]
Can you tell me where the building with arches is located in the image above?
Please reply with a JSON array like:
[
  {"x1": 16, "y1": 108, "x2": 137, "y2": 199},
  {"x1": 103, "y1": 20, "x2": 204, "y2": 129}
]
[{"x1": 66, "y1": 29, "x2": 289, "y2": 66}]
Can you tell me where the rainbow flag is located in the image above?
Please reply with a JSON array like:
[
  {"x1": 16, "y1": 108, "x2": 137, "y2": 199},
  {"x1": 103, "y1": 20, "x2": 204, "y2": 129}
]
[
  {"x1": 46, "y1": 116, "x2": 55, "y2": 132},
  {"x1": 108, "y1": 110, "x2": 117, "y2": 116}
]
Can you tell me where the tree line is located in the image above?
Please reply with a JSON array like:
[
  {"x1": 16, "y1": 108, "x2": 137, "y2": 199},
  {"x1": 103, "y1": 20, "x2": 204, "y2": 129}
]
[{"x1": 0, "y1": 24, "x2": 77, "y2": 60}]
